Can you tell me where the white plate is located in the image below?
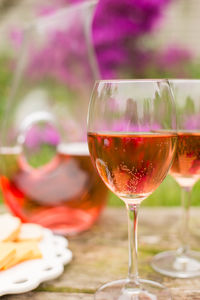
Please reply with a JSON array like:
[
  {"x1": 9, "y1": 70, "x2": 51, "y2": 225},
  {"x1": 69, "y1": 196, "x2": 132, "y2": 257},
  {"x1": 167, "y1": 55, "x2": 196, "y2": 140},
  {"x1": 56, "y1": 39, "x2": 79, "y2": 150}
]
[{"x1": 0, "y1": 228, "x2": 72, "y2": 296}]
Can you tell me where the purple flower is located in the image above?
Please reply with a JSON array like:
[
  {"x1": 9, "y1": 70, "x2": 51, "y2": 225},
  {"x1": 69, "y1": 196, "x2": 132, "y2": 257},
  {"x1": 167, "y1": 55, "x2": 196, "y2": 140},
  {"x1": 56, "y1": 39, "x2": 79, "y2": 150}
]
[
  {"x1": 111, "y1": 121, "x2": 161, "y2": 132},
  {"x1": 10, "y1": 29, "x2": 23, "y2": 50},
  {"x1": 184, "y1": 114, "x2": 200, "y2": 130},
  {"x1": 98, "y1": 119, "x2": 161, "y2": 132},
  {"x1": 157, "y1": 46, "x2": 192, "y2": 76},
  {"x1": 24, "y1": 126, "x2": 41, "y2": 149},
  {"x1": 25, "y1": 124, "x2": 60, "y2": 150},
  {"x1": 37, "y1": 6, "x2": 58, "y2": 16},
  {"x1": 43, "y1": 125, "x2": 60, "y2": 145},
  {"x1": 127, "y1": 45, "x2": 192, "y2": 78},
  {"x1": 10, "y1": 0, "x2": 193, "y2": 84},
  {"x1": 92, "y1": 0, "x2": 171, "y2": 78},
  {"x1": 27, "y1": 23, "x2": 93, "y2": 89},
  {"x1": 21, "y1": 0, "x2": 172, "y2": 81}
]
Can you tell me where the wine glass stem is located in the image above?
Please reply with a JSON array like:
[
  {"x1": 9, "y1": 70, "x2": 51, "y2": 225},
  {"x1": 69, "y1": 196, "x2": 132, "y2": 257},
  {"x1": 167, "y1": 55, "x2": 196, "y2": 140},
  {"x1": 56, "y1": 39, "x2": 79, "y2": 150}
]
[
  {"x1": 178, "y1": 186, "x2": 192, "y2": 255},
  {"x1": 126, "y1": 203, "x2": 140, "y2": 284}
]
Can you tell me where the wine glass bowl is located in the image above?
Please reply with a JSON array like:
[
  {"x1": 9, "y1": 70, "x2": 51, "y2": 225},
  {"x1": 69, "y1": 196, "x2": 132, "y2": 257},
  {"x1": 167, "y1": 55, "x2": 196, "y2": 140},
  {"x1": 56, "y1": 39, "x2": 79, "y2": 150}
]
[
  {"x1": 88, "y1": 131, "x2": 176, "y2": 204},
  {"x1": 151, "y1": 79, "x2": 200, "y2": 278},
  {"x1": 87, "y1": 79, "x2": 177, "y2": 299}
]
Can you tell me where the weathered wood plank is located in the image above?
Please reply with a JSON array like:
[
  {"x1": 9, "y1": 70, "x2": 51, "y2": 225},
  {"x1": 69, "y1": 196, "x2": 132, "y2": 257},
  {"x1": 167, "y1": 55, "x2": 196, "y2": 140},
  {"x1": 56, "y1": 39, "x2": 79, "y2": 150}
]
[
  {"x1": 1, "y1": 206, "x2": 200, "y2": 299},
  {"x1": 1, "y1": 292, "x2": 93, "y2": 299},
  {"x1": 40, "y1": 207, "x2": 200, "y2": 299}
]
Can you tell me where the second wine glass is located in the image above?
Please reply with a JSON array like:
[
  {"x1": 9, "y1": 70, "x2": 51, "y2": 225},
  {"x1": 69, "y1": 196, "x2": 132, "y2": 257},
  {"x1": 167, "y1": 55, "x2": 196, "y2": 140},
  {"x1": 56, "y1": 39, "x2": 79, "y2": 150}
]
[
  {"x1": 87, "y1": 79, "x2": 177, "y2": 300},
  {"x1": 152, "y1": 79, "x2": 200, "y2": 278}
]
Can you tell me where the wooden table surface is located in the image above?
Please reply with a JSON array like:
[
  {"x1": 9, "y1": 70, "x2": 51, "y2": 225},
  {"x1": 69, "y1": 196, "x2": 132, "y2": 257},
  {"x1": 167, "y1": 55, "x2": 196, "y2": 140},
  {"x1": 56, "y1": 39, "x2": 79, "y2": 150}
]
[{"x1": 2, "y1": 206, "x2": 200, "y2": 300}]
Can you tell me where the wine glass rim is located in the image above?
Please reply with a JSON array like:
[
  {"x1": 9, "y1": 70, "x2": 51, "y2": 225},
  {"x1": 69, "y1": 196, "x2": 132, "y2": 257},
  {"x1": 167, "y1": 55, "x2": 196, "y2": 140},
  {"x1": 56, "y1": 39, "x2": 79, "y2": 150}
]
[
  {"x1": 95, "y1": 79, "x2": 168, "y2": 84},
  {"x1": 169, "y1": 79, "x2": 200, "y2": 83}
]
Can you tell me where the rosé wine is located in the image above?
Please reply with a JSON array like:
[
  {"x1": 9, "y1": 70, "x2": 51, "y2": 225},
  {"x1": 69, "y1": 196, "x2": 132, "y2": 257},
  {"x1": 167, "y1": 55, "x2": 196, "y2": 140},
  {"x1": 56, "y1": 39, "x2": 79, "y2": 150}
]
[
  {"x1": 170, "y1": 132, "x2": 200, "y2": 187},
  {"x1": 88, "y1": 132, "x2": 177, "y2": 203}
]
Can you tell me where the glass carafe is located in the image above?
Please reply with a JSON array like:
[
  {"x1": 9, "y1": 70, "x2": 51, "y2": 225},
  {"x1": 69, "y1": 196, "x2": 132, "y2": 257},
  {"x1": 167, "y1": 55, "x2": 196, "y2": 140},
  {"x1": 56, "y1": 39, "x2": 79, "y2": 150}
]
[{"x1": 0, "y1": 1, "x2": 108, "y2": 236}]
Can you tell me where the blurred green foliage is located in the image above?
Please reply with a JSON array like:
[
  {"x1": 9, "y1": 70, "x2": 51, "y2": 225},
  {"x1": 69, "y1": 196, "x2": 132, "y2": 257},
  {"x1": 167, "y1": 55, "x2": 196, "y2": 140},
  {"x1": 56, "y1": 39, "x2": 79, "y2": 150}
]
[
  {"x1": 108, "y1": 175, "x2": 200, "y2": 207},
  {"x1": 26, "y1": 144, "x2": 56, "y2": 168},
  {"x1": 0, "y1": 56, "x2": 12, "y2": 118}
]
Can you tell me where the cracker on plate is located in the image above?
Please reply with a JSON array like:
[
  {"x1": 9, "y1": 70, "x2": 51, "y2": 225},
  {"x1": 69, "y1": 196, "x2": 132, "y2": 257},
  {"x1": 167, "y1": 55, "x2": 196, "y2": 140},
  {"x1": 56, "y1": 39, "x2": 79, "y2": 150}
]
[
  {"x1": 0, "y1": 214, "x2": 21, "y2": 242},
  {"x1": 0, "y1": 243, "x2": 16, "y2": 269},
  {"x1": 17, "y1": 223, "x2": 44, "y2": 242},
  {"x1": 3, "y1": 241, "x2": 42, "y2": 270}
]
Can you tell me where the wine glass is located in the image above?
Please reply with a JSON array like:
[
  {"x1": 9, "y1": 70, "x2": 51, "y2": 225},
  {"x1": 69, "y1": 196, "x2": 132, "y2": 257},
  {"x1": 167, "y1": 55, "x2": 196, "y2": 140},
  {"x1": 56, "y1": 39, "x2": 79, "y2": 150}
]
[
  {"x1": 0, "y1": 1, "x2": 109, "y2": 236},
  {"x1": 151, "y1": 79, "x2": 200, "y2": 278},
  {"x1": 87, "y1": 79, "x2": 177, "y2": 300}
]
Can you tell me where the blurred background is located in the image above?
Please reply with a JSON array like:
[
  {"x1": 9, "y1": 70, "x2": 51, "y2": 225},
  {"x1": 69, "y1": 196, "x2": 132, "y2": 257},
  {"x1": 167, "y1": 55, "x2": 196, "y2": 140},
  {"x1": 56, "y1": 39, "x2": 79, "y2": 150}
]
[{"x1": 0, "y1": 0, "x2": 200, "y2": 211}]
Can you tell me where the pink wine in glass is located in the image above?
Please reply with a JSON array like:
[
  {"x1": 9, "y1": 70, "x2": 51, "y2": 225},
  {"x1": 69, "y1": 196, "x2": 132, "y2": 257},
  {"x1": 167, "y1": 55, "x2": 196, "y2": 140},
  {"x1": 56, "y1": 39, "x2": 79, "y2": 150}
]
[
  {"x1": 88, "y1": 132, "x2": 177, "y2": 203},
  {"x1": 0, "y1": 143, "x2": 108, "y2": 235},
  {"x1": 170, "y1": 132, "x2": 200, "y2": 187}
]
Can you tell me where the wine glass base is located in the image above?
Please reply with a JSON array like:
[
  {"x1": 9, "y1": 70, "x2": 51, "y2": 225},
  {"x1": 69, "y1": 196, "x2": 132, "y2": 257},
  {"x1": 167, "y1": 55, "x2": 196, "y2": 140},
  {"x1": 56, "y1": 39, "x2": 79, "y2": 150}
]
[
  {"x1": 151, "y1": 250, "x2": 200, "y2": 278},
  {"x1": 95, "y1": 278, "x2": 172, "y2": 300}
]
